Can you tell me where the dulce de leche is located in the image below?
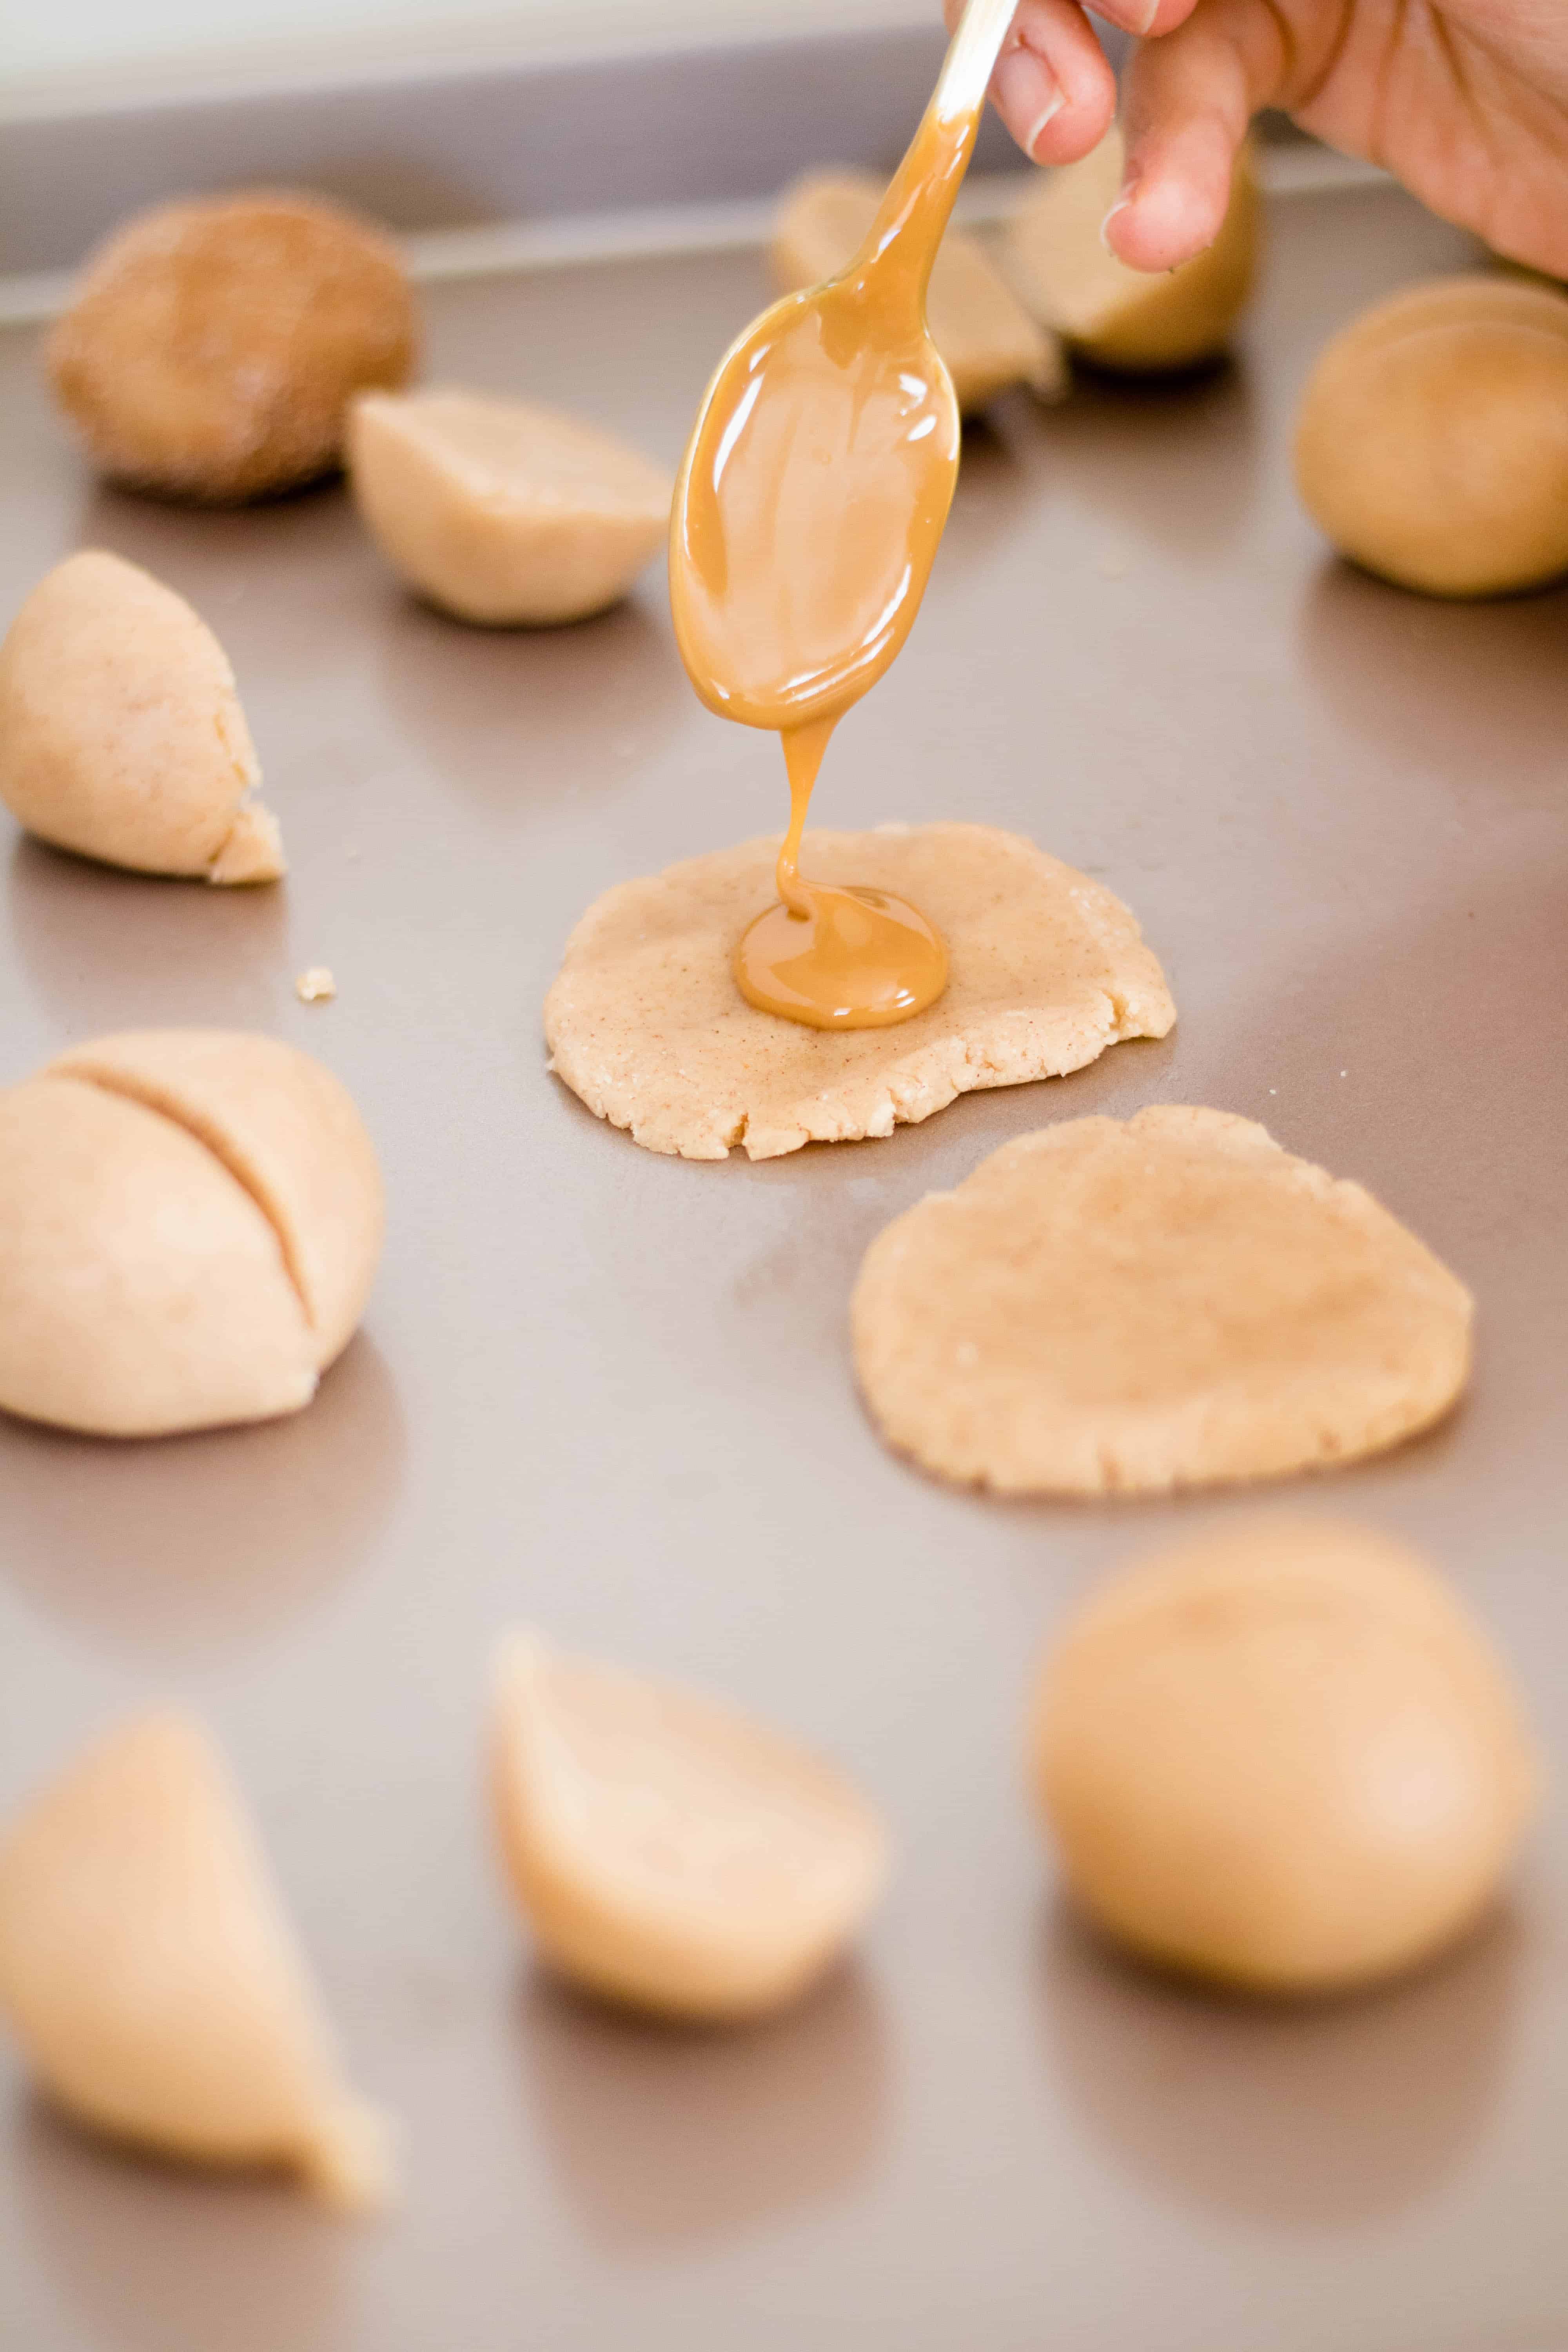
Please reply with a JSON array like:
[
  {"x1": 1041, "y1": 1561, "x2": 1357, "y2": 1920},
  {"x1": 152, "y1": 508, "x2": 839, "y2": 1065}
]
[{"x1": 670, "y1": 0, "x2": 1016, "y2": 1029}]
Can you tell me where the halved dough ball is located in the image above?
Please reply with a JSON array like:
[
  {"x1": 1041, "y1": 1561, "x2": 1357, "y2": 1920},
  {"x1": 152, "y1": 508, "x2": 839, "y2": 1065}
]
[
  {"x1": 0, "y1": 1713, "x2": 392, "y2": 2206},
  {"x1": 1031, "y1": 1518, "x2": 1541, "y2": 1994},
  {"x1": 47, "y1": 190, "x2": 417, "y2": 504},
  {"x1": 545, "y1": 823, "x2": 1173, "y2": 1160},
  {"x1": 1003, "y1": 129, "x2": 1259, "y2": 374},
  {"x1": 852, "y1": 1105, "x2": 1472, "y2": 1495},
  {"x1": 770, "y1": 168, "x2": 1065, "y2": 410},
  {"x1": 0, "y1": 550, "x2": 283, "y2": 884},
  {"x1": 0, "y1": 1029, "x2": 383, "y2": 1437},
  {"x1": 491, "y1": 1631, "x2": 890, "y2": 2022},
  {"x1": 1293, "y1": 275, "x2": 1568, "y2": 596},
  {"x1": 348, "y1": 388, "x2": 673, "y2": 625}
]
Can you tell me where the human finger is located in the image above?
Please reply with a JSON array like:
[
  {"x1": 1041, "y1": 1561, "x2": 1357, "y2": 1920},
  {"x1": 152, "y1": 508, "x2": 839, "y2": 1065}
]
[
  {"x1": 1107, "y1": 0, "x2": 1285, "y2": 269},
  {"x1": 943, "y1": 0, "x2": 1116, "y2": 165}
]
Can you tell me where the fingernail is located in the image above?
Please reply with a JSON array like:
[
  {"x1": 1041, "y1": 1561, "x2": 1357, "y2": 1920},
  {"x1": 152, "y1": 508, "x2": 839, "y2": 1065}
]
[
  {"x1": 1100, "y1": 192, "x2": 1133, "y2": 253},
  {"x1": 1136, "y1": 0, "x2": 1160, "y2": 31},
  {"x1": 1023, "y1": 87, "x2": 1065, "y2": 158},
  {"x1": 995, "y1": 44, "x2": 1063, "y2": 162}
]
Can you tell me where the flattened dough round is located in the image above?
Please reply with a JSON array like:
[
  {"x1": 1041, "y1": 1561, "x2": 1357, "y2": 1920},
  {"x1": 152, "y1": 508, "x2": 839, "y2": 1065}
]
[
  {"x1": 544, "y1": 824, "x2": 1174, "y2": 1161},
  {"x1": 851, "y1": 1105, "x2": 1472, "y2": 1495}
]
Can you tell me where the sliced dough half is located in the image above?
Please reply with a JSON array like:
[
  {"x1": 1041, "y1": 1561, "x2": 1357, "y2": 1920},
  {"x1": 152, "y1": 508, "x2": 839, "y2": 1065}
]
[
  {"x1": 491, "y1": 1631, "x2": 890, "y2": 2022},
  {"x1": 1003, "y1": 130, "x2": 1259, "y2": 374},
  {"x1": 348, "y1": 388, "x2": 673, "y2": 625},
  {"x1": 770, "y1": 169, "x2": 1066, "y2": 410},
  {"x1": 0, "y1": 551, "x2": 283, "y2": 884},
  {"x1": 852, "y1": 1105, "x2": 1472, "y2": 1495},
  {"x1": 0, "y1": 1714, "x2": 393, "y2": 2207},
  {"x1": 544, "y1": 822, "x2": 1174, "y2": 1160}
]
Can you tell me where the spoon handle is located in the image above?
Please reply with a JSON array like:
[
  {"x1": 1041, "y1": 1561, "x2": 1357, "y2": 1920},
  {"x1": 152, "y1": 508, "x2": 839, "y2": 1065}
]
[{"x1": 933, "y1": 0, "x2": 1022, "y2": 125}]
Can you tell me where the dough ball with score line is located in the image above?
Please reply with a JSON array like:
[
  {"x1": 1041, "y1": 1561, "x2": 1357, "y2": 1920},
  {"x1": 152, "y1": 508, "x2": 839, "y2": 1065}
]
[{"x1": 0, "y1": 1029, "x2": 383, "y2": 1438}]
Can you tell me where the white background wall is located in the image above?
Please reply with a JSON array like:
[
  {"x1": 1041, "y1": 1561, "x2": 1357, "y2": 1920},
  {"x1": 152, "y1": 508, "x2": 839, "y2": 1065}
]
[{"x1": 2, "y1": 0, "x2": 929, "y2": 86}]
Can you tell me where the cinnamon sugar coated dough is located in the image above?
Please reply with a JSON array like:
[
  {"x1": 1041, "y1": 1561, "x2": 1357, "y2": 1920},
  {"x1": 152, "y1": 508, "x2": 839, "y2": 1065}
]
[
  {"x1": 348, "y1": 388, "x2": 673, "y2": 625},
  {"x1": 851, "y1": 1106, "x2": 1472, "y2": 1495},
  {"x1": 0, "y1": 551, "x2": 284, "y2": 883},
  {"x1": 769, "y1": 169, "x2": 1066, "y2": 410},
  {"x1": 544, "y1": 824, "x2": 1174, "y2": 1160},
  {"x1": 0, "y1": 1029, "x2": 383, "y2": 1437},
  {"x1": 0, "y1": 1714, "x2": 393, "y2": 2207},
  {"x1": 1031, "y1": 1518, "x2": 1541, "y2": 1993},
  {"x1": 491, "y1": 1632, "x2": 890, "y2": 2022},
  {"x1": 47, "y1": 191, "x2": 416, "y2": 503}
]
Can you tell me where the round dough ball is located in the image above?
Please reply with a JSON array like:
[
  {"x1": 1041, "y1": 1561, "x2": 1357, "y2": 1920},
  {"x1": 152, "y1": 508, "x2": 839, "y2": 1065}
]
[
  {"x1": 1003, "y1": 129, "x2": 1259, "y2": 374},
  {"x1": 0, "y1": 1028, "x2": 383, "y2": 1438},
  {"x1": 1030, "y1": 1517, "x2": 1541, "y2": 1994},
  {"x1": 851, "y1": 1105, "x2": 1472, "y2": 1495},
  {"x1": 770, "y1": 169, "x2": 1065, "y2": 410},
  {"x1": 491, "y1": 1630, "x2": 890, "y2": 2022},
  {"x1": 1293, "y1": 274, "x2": 1568, "y2": 596},
  {"x1": 347, "y1": 388, "x2": 673, "y2": 625},
  {"x1": 47, "y1": 190, "x2": 417, "y2": 503},
  {"x1": 0, "y1": 549, "x2": 283, "y2": 882},
  {"x1": 0, "y1": 1712, "x2": 392, "y2": 2206}
]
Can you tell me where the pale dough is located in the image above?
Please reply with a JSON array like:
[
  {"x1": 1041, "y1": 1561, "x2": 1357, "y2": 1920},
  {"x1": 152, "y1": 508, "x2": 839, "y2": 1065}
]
[
  {"x1": 1031, "y1": 1516, "x2": 1540, "y2": 1993},
  {"x1": 0, "y1": 1028, "x2": 383, "y2": 1437},
  {"x1": 491, "y1": 1630, "x2": 889, "y2": 2022},
  {"x1": 0, "y1": 550, "x2": 284, "y2": 883},
  {"x1": 0, "y1": 1713, "x2": 392, "y2": 2206},
  {"x1": 544, "y1": 823, "x2": 1174, "y2": 1160},
  {"x1": 47, "y1": 191, "x2": 417, "y2": 505},
  {"x1": 1003, "y1": 129, "x2": 1259, "y2": 375},
  {"x1": 348, "y1": 387, "x2": 673, "y2": 625},
  {"x1": 770, "y1": 169, "x2": 1066, "y2": 410},
  {"x1": 1293, "y1": 274, "x2": 1568, "y2": 597},
  {"x1": 851, "y1": 1105, "x2": 1472, "y2": 1494}
]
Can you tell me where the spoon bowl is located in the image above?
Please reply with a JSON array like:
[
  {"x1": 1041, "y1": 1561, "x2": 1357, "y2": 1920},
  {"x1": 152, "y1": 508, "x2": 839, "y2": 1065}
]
[{"x1": 669, "y1": 0, "x2": 1020, "y2": 735}]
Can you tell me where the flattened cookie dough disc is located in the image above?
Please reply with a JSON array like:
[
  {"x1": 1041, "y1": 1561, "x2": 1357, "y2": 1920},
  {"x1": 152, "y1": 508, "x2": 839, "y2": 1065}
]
[
  {"x1": 852, "y1": 1105, "x2": 1472, "y2": 1495},
  {"x1": 544, "y1": 824, "x2": 1174, "y2": 1160}
]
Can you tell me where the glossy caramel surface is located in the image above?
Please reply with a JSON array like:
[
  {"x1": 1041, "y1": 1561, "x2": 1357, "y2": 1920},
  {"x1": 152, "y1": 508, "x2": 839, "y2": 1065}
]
[{"x1": 670, "y1": 68, "x2": 986, "y2": 1027}]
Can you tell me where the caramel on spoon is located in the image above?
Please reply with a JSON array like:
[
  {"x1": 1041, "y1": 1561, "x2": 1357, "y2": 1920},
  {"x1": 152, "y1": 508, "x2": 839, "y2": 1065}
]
[{"x1": 670, "y1": 0, "x2": 1020, "y2": 1029}]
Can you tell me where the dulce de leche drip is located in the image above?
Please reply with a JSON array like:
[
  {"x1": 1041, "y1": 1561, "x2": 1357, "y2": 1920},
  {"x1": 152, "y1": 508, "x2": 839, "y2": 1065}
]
[{"x1": 669, "y1": 0, "x2": 1011, "y2": 1029}]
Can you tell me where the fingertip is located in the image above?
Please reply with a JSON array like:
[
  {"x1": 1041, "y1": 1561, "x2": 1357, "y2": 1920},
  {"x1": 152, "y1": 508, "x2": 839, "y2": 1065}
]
[
  {"x1": 1024, "y1": 75, "x2": 1116, "y2": 168},
  {"x1": 1104, "y1": 166, "x2": 1225, "y2": 273}
]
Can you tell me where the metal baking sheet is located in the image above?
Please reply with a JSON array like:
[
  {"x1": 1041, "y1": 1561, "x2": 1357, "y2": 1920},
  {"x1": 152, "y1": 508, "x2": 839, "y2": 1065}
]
[{"x1": 1, "y1": 177, "x2": 1565, "y2": 2352}]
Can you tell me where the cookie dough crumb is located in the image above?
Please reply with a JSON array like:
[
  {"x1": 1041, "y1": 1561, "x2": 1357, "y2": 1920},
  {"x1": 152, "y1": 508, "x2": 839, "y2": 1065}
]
[
  {"x1": 211, "y1": 801, "x2": 287, "y2": 887},
  {"x1": 296, "y1": 967, "x2": 336, "y2": 1004}
]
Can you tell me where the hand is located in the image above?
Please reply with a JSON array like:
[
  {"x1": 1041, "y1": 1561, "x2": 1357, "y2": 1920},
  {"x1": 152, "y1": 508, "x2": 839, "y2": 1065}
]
[{"x1": 944, "y1": 0, "x2": 1568, "y2": 281}]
